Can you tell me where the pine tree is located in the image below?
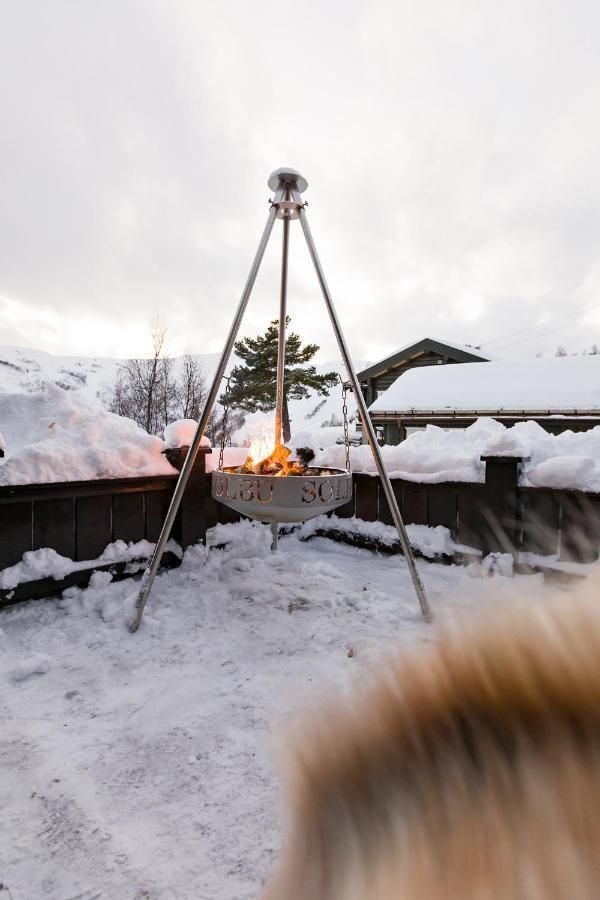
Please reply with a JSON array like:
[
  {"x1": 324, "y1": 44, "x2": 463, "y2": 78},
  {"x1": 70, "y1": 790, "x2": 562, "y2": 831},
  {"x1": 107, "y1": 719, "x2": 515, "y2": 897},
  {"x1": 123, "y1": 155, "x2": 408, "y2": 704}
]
[{"x1": 223, "y1": 317, "x2": 338, "y2": 442}]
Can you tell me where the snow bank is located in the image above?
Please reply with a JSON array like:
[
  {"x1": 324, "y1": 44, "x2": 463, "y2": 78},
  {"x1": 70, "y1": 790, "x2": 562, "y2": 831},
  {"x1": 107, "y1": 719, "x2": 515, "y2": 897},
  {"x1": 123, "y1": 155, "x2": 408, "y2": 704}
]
[
  {"x1": 0, "y1": 384, "x2": 177, "y2": 485},
  {"x1": 316, "y1": 418, "x2": 600, "y2": 492},
  {"x1": 297, "y1": 514, "x2": 462, "y2": 558},
  {"x1": 288, "y1": 425, "x2": 345, "y2": 452},
  {"x1": 0, "y1": 538, "x2": 183, "y2": 590}
]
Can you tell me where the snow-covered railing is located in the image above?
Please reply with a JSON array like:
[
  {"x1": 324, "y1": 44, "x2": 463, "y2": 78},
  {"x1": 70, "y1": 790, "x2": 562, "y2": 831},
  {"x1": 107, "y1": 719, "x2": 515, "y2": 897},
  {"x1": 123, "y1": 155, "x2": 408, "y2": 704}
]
[
  {"x1": 0, "y1": 448, "x2": 215, "y2": 606},
  {"x1": 342, "y1": 455, "x2": 600, "y2": 566},
  {"x1": 1, "y1": 450, "x2": 599, "y2": 607}
]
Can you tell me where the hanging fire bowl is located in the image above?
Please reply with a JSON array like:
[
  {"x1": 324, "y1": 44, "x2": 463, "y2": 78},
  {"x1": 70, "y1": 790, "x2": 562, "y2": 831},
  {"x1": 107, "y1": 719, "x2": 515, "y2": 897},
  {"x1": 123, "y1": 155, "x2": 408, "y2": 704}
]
[{"x1": 211, "y1": 467, "x2": 352, "y2": 524}]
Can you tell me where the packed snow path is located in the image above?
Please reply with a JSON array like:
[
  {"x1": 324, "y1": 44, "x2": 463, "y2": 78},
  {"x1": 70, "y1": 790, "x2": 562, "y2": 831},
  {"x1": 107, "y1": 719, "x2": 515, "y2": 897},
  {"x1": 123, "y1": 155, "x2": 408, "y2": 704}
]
[{"x1": 0, "y1": 522, "x2": 574, "y2": 899}]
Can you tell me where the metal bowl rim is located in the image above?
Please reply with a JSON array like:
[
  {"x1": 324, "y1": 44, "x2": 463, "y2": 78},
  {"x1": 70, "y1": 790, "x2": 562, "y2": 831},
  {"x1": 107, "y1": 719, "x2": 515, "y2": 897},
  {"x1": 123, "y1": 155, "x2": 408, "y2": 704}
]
[{"x1": 217, "y1": 466, "x2": 349, "y2": 478}]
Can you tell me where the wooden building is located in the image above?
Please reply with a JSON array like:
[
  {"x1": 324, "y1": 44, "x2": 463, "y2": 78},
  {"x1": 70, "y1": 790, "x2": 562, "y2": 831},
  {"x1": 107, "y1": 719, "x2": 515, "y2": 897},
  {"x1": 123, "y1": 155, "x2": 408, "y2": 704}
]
[
  {"x1": 355, "y1": 338, "x2": 489, "y2": 444},
  {"x1": 368, "y1": 355, "x2": 600, "y2": 444}
]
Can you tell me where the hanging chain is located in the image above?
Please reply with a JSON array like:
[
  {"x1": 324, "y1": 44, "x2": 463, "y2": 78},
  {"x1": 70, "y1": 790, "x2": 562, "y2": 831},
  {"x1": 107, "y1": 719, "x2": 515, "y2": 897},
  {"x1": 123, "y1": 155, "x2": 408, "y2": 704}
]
[
  {"x1": 218, "y1": 377, "x2": 231, "y2": 471},
  {"x1": 341, "y1": 377, "x2": 351, "y2": 473}
]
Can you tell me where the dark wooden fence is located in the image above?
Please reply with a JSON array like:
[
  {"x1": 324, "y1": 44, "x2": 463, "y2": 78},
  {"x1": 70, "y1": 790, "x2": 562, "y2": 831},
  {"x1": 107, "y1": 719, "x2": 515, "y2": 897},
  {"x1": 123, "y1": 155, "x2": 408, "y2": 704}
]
[
  {"x1": 0, "y1": 449, "x2": 224, "y2": 605},
  {"x1": 1, "y1": 450, "x2": 599, "y2": 606},
  {"x1": 341, "y1": 457, "x2": 600, "y2": 565}
]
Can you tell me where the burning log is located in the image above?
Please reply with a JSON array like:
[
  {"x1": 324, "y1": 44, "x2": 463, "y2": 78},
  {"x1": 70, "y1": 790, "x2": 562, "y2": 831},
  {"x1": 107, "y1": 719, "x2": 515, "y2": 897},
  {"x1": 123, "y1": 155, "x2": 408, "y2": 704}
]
[
  {"x1": 295, "y1": 447, "x2": 316, "y2": 468},
  {"x1": 258, "y1": 460, "x2": 284, "y2": 476},
  {"x1": 241, "y1": 440, "x2": 310, "y2": 477}
]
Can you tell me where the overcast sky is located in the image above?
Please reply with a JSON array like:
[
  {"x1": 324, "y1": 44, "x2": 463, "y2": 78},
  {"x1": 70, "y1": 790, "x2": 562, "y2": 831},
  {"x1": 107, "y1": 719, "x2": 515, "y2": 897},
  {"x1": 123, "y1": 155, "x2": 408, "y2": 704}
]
[{"x1": 1, "y1": 1, "x2": 599, "y2": 363}]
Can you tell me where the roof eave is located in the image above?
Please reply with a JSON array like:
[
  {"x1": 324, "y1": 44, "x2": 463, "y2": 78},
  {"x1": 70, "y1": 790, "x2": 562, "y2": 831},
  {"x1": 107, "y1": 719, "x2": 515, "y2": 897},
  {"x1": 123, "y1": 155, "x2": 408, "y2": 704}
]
[
  {"x1": 369, "y1": 408, "x2": 600, "y2": 419},
  {"x1": 355, "y1": 338, "x2": 489, "y2": 381}
]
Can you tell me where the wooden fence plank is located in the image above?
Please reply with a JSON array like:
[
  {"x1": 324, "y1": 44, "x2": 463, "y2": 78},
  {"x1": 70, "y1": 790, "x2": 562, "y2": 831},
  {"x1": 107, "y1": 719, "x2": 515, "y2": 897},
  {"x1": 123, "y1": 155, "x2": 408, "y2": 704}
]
[
  {"x1": 145, "y1": 490, "x2": 173, "y2": 543},
  {"x1": 378, "y1": 479, "x2": 403, "y2": 526},
  {"x1": 0, "y1": 475, "x2": 177, "y2": 503},
  {"x1": 457, "y1": 488, "x2": 486, "y2": 551},
  {"x1": 402, "y1": 483, "x2": 428, "y2": 525},
  {"x1": 0, "y1": 502, "x2": 32, "y2": 568},
  {"x1": 33, "y1": 498, "x2": 76, "y2": 559},
  {"x1": 481, "y1": 457, "x2": 521, "y2": 554},
  {"x1": 354, "y1": 475, "x2": 378, "y2": 522},
  {"x1": 521, "y1": 491, "x2": 560, "y2": 557},
  {"x1": 428, "y1": 485, "x2": 456, "y2": 532},
  {"x1": 113, "y1": 493, "x2": 145, "y2": 544},
  {"x1": 76, "y1": 495, "x2": 113, "y2": 561},
  {"x1": 179, "y1": 470, "x2": 207, "y2": 548},
  {"x1": 560, "y1": 492, "x2": 600, "y2": 563}
]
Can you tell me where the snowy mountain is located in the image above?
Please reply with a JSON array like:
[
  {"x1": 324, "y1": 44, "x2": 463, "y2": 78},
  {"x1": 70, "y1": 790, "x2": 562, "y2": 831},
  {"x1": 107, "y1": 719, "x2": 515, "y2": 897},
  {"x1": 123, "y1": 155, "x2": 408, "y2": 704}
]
[{"x1": 0, "y1": 344, "x2": 368, "y2": 441}]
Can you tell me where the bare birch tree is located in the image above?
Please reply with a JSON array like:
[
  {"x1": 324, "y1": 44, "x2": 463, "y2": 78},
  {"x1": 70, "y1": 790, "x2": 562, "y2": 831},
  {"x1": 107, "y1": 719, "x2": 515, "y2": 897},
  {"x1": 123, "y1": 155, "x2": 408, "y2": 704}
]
[
  {"x1": 110, "y1": 320, "x2": 177, "y2": 434},
  {"x1": 176, "y1": 353, "x2": 207, "y2": 420},
  {"x1": 109, "y1": 326, "x2": 223, "y2": 438}
]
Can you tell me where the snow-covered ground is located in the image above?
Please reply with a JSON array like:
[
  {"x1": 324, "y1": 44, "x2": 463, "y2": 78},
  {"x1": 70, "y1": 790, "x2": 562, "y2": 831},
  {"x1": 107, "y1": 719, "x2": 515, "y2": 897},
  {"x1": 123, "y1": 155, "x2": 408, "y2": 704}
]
[{"x1": 0, "y1": 520, "x2": 590, "y2": 900}]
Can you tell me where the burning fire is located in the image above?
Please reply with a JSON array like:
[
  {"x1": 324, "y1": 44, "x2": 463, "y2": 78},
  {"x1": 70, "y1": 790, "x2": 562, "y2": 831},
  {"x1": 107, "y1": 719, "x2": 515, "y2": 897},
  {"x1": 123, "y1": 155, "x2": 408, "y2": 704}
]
[
  {"x1": 248, "y1": 431, "x2": 275, "y2": 466},
  {"x1": 236, "y1": 425, "x2": 306, "y2": 477}
]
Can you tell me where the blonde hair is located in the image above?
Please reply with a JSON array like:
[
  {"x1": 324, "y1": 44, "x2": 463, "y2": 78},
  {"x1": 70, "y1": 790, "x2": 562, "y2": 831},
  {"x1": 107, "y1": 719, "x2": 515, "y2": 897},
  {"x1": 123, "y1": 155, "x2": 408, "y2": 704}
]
[{"x1": 264, "y1": 593, "x2": 600, "y2": 899}]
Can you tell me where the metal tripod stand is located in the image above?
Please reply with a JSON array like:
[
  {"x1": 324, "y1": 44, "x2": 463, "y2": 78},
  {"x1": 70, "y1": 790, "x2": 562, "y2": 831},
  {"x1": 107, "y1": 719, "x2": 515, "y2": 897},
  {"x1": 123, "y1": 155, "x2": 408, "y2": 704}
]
[{"x1": 129, "y1": 168, "x2": 431, "y2": 632}]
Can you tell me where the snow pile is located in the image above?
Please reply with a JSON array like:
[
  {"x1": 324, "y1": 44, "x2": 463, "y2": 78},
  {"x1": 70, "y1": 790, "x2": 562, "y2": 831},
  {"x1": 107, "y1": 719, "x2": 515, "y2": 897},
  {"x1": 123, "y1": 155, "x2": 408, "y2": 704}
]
[
  {"x1": 315, "y1": 417, "x2": 498, "y2": 482},
  {"x1": 297, "y1": 514, "x2": 461, "y2": 558},
  {"x1": 315, "y1": 418, "x2": 600, "y2": 492},
  {"x1": 0, "y1": 539, "x2": 182, "y2": 591},
  {"x1": 288, "y1": 425, "x2": 345, "y2": 452},
  {"x1": 6, "y1": 652, "x2": 52, "y2": 683},
  {"x1": 0, "y1": 384, "x2": 177, "y2": 485},
  {"x1": 164, "y1": 418, "x2": 211, "y2": 449},
  {"x1": 370, "y1": 355, "x2": 600, "y2": 413}
]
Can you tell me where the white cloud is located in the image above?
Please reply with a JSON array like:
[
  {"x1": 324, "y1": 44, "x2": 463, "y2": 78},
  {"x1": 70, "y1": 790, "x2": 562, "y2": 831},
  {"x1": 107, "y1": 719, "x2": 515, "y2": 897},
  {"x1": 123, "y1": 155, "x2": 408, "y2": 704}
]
[{"x1": 0, "y1": 0, "x2": 598, "y2": 362}]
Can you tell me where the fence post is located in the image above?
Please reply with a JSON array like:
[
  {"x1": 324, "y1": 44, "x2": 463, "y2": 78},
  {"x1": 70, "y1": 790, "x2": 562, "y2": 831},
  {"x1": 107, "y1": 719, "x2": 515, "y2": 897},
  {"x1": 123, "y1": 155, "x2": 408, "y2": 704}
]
[
  {"x1": 480, "y1": 455, "x2": 527, "y2": 557},
  {"x1": 164, "y1": 446, "x2": 212, "y2": 548}
]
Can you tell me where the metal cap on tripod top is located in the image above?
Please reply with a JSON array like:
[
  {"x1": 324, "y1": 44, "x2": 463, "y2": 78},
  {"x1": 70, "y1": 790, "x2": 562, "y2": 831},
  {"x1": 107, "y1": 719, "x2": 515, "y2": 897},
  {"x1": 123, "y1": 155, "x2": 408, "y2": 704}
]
[{"x1": 268, "y1": 167, "x2": 308, "y2": 194}]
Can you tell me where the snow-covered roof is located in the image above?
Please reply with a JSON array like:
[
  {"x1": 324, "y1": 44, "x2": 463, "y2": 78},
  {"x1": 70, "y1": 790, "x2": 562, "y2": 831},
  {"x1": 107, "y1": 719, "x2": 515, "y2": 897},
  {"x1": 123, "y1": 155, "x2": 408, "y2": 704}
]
[
  {"x1": 369, "y1": 356, "x2": 600, "y2": 414},
  {"x1": 356, "y1": 337, "x2": 489, "y2": 381}
]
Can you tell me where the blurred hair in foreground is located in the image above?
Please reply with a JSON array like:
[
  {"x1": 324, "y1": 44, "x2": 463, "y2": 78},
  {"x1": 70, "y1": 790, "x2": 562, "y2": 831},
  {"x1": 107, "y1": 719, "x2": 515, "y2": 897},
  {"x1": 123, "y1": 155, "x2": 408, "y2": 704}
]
[{"x1": 263, "y1": 581, "x2": 600, "y2": 899}]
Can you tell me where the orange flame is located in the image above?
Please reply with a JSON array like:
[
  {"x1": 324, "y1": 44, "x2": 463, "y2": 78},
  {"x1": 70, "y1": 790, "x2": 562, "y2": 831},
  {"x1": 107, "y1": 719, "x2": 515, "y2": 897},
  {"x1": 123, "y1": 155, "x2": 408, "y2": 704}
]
[
  {"x1": 244, "y1": 425, "x2": 304, "y2": 476},
  {"x1": 247, "y1": 431, "x2": 275, "y2": 466}
]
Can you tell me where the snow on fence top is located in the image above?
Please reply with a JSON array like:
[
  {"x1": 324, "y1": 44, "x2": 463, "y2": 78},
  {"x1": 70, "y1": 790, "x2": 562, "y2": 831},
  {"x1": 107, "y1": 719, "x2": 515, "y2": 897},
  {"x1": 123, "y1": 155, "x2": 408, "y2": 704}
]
[
  {"x1": 163, "y1": 419, "x2": 210, "y2": 450},
  {"x1": 369, "y1": 355, "x2": 600, "y2": 413},
  {"x1": 2, "y1": 381, "x2": 600, "y2": 494},
  {"x1": 316, "y1": 417, "x2": 600, "y2": 493},
  {"x1": 0, "y1": 384, "x2": 178, "y2": 485}
]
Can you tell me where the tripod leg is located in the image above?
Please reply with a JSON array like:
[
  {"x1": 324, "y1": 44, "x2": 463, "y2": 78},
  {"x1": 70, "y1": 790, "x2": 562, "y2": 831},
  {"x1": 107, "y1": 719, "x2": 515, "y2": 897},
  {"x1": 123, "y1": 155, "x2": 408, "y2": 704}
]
[
  {"x1": 275, "y1": 189, "x2": 290, "y2": 446},
  {"x1": 129, "y1": 184, "x2": 286, "y2": 633},
  {"x1": 291, "y1": 187, "x2": 432, "y2": 622}
]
